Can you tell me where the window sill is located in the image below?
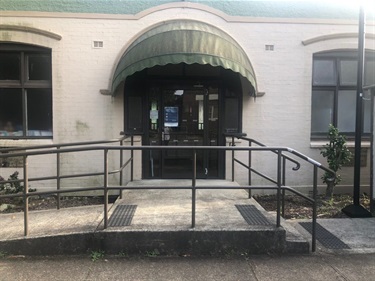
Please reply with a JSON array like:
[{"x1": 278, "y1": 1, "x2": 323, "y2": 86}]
[
  {"x1": 310, "y1": 140, "x2": 371, "y2": 149},
  {"x1": 0, "y1": 139, "x2": 53, "y2": 148}
]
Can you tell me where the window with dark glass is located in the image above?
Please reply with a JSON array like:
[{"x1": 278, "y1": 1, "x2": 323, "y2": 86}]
[
  {"x1": 311, "y1": 50, "x2": 374, "y2": 138},
  {"x1": 0, "y1": 44, "x2": 52, "y2": 138}
]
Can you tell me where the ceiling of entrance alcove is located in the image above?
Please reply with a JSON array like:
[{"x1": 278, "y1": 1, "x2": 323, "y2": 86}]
[{"x1": 111, "y1": 20, "x2": 257, "y2": 95}]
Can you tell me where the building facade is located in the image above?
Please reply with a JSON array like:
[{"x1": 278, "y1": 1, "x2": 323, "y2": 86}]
[{"x1": 0, "y1": 1, "x2": 374, "y2": 193}]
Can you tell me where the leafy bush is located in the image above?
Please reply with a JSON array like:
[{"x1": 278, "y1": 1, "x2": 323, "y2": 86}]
[
  {"x1": 0, "y1": 171, "x2": 25, "y2": 194},
  {"x1": 320, "y1": 124, "x2": 352, "y2": 197}
]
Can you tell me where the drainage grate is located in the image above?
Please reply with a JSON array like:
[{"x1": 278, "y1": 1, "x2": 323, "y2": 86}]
[
  {"x1": 299, "y1": 222, "x2": 350, "y2": 249},
  {"x1": 236, "y1": 205, "x2": 272, "y2": 226},
  {"x1": 108, "y1": 205, "x2": 137, "y2": 227}
]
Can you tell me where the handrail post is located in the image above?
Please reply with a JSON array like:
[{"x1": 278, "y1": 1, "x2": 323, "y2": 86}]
[
  {"x1": 192, "y1": 149, "x2": 196, "y2": 228},
  {"x1": 281, "y1": 157, "x2": 286, "y2": 217},
  {"x1": 276, "y1": 150, "x2": 282, "y2": 227},
  {"x1": 248, "y1": 140, "x2": 252, "y2": 198},
  {"x1": 131, "y1": 135, "x2": 134, "y2": 182},
  {"x1": 119, "y1": 138, "x2": 124, "y2": 199},
  {"x1": 56, "y1": 146, "x2": 61, "y2": 209},
  {"x1": 231, "y1": 136, "x2": 235, "y2": 182},
  {"x1": 312, "y1": 165, "x2": 318, "y2": 252},
  {"x1": 23, "y1": 155, "x2": 29, "y2": 236},
  {"x1": 103, "y1": 149, "x2": 109, "y2": 229}
]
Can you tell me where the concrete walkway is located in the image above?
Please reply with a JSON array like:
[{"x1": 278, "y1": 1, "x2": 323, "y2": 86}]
[
  {"x1": 0, "y1": 180, "x2": 375, "y2": 256},
  {"x1": 1, "y1": 252, "x2": 375, "y2": 281},
  {"x1": 0, "y1": 180, "x2": 277, "y2": 239},
  {"x1": 291, "y1": 217, "x2": 375, "y2": 254},
  {"x1": 0, "y1": 205, "x2": 104, "y2": 240}
]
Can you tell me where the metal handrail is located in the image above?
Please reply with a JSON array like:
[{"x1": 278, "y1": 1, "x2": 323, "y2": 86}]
[
  {"x1": 225, "y1": 134, "x2": 335, "y2": 252},
  {"x1": 225, "y1": 134, "x2": 301, "y2": 204},
  {"x1": 0, "y1": 137, "x2": 128, "y2": 153},
  {"x1": 226, "y1": 134, "x2": 306, "y2": 218},
  {"x1": 0, "y1": 135, "x2": 132, "y2": 207},
  {"x1": 225, "y1": 134, "x2": 300, "y2": 179},
  {"x1": 0, "y1": 141, "x2": 334, "y2": 252}
]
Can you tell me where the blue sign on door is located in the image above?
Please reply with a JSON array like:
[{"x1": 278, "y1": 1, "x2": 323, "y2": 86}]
[{"x1": 164, "y1": 107, "x2": 179, "y2": 127}]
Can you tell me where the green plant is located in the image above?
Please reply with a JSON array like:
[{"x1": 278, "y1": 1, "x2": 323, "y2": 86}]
[
  {"x1": 0, "y1": 171, "x2": 36, "y2": 194},
  {"x1": 0, "y1": 251, "x2": 7, "y2": 258},
  {"x1": 326, "y1": 197, "x2": 335, "y2": 207},
  {"x1": 320, "y1": 124, "x2": 352, "y2": 198},
  {"x1": 0, "y1": 171, "x2": 24, "y2": 194},
  {"x1": 118, "y1": 251, "x2": 128, "y2": 257},
  {"x1": 91, "y1": 250, "x2": 105, "y2": 261},
  {"x1": 145, "y1": 249, "x2": 160, "y2": 257}
]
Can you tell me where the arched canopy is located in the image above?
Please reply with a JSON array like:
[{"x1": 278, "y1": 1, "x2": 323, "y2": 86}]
[{"x1": 112, "y1": 20, "x2": 257, "y2": 95}]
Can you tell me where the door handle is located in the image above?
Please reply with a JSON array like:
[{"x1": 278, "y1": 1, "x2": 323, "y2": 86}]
[{"x1": 205, "y1": 168, "x2": 208, "y2": 175}]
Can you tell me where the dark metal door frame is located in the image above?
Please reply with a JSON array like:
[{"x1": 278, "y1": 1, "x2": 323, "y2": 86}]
[{"x1": 143, "y1": 81, "x2": 224, "y2": 179}]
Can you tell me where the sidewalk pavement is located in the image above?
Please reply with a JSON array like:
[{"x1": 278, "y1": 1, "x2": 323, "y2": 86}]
[
  {"x1": 291, "y1": 217, "x2": 375, "y2": 255},
  {"x1": 1, "y1": 252, "x2": 375, "y2": 281}
]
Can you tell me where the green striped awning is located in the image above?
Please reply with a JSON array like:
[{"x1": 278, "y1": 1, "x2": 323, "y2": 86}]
[{"x1": 112, "y1": 20, "x2": 257, "y2": 95}]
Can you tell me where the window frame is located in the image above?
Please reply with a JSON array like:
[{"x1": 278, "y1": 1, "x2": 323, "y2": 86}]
[
  {"x1": 0, "y1": 43, "x2": 53, "y2": 139},
  {"x1": 311, "y1": 50, "x2": 374, "y2": 140}
]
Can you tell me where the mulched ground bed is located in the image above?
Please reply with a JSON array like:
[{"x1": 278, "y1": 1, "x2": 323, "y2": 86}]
[
  {"x1": 1, "y1": 193, "x2": 372, "y2": 219},
  {"x1": 253, "y1": 194, "x2": 371, "y2": 219}
]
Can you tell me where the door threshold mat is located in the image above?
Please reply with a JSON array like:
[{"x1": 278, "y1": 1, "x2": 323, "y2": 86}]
[
  {"x1": 299, "y1": 222, "x2": 350, "y2": 249},
  {"x1": 108, "y1": 205, "x2": 137, "y2": 227},
  {"x1": 236, "y1": 205, "x2": 272, "y2": 226}
]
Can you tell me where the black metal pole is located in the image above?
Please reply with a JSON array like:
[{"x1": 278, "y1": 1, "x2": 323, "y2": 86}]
[
  {"x1": 342, "y1": 6, "x2": 372, "y2": 217},
  {"x1": 371, "y1": 89, "x2": 374, "y2": 215},
  {"x1": 353, "y1": 6, "x2": 365, "y2": 206}
]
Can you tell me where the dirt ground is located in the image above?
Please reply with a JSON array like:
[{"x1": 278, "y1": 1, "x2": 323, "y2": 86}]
[
  {"x1": 253, "y1": 193, "x2": 371, "y2": 219},
  {"x1": 0, "y1": 196, "x2": 104, "y2": 213}
]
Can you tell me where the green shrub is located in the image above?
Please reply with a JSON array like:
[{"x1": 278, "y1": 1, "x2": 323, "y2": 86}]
[
  {"x1": 0, "y1": 171, "x2": 35, "y2": 194},
  {"x1": 320, "y1": 124, "x2": 352, "y2": 197}
]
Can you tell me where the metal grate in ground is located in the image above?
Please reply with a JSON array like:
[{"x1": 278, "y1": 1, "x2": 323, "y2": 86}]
[
  {"x1": 299, "y1": 222, "x2": 350, "y2": 249},
  {"x1": 236, "y1": 205, "x2": 272, "y2": 226},
  {"x1": 108, "y1": 205, "x2": 137, "y2": 227}
]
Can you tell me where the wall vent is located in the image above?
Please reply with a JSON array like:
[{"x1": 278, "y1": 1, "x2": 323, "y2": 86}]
[
  {"x1": 93, "y1": 41, "x2": 104, "y2": 48},
  {"x1": 265, "y1": 45, "x2": 274, "y2": 51}
]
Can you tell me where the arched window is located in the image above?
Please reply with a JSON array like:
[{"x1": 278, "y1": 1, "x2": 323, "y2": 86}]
[
  {"x1": 311, "y1": 50, "x2": 375, "y2": 138},
  {"x1": 0, "y1": 43, "x2": 52, "y2": 138}
]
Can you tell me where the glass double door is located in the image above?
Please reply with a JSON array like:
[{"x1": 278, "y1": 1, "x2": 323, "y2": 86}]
[{"x1": 146, "y1": 86, "x2": 220, "y2": 179}]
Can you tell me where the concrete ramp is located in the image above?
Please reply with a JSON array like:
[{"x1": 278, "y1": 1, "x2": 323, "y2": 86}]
[
  {"x1": 0, "y1": 180, "x2": 309, "y2": 255},
  {"x1": 99, "y1": 180, "x2": 309, "y2": 255}
]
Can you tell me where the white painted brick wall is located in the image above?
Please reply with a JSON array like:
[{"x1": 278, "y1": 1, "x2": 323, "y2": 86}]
[{"x1": 0, "y1": 5, "x2": 374, "y2": 194}]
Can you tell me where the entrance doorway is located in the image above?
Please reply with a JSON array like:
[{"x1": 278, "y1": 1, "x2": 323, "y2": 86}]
[
  {"x1": 124, "y1": 64, "x2": 245, "y2": 180},
  {"x1": 114, "y1": 20, "x2": 257, "y2": 179},
  {"x1": 145, "y1": 85, "x2": 221, "y2": 179}
]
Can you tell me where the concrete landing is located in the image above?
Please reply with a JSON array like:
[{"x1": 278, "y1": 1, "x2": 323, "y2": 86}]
[
  {"x1": 0, "y1": 180, "x2": 309, "y2": 255},
  {"x1": 113, "y1": 180, "x2": 269, "y2": 231}
]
